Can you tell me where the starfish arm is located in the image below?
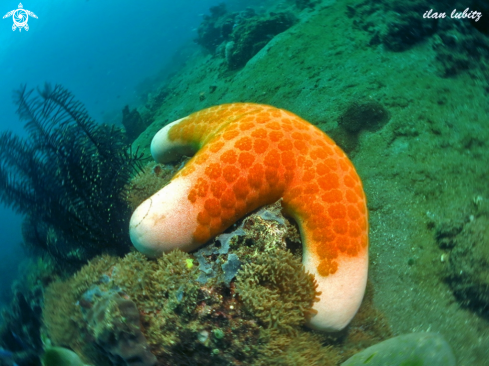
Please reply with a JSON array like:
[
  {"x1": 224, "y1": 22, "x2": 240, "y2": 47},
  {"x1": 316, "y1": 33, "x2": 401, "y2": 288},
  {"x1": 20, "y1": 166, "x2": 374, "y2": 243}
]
[{"x1": 130, "y1": 103, "x2": 369, "y2": 332}]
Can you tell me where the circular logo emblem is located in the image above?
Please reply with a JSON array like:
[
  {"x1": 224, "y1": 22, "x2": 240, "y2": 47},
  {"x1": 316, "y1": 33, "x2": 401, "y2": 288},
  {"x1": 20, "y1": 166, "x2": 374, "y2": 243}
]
[{"x1": 13, "y1": 8, "x2": 28, "y2": 28}]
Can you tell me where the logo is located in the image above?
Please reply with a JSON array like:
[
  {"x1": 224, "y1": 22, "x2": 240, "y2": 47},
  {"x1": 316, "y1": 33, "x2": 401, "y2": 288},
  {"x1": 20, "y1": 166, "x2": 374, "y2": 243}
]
[{"x1": 3, "y1": 3, "x2": 37, "y2": 32}]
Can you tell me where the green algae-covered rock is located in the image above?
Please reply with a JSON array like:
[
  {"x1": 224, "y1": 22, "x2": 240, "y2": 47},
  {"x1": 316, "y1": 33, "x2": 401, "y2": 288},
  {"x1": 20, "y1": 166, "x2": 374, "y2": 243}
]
[
  {"x1": 341, "y1": 332, "x2": 456, "y2": 366},
  {"x1": 42, "y1": 347, "x2": 89, "y2": 366}
]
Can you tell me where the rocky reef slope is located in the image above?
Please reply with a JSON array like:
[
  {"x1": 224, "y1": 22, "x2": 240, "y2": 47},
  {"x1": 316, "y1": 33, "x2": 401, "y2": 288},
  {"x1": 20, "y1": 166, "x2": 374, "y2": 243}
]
[{"x1": 132, "y1": 0, "x2": 489, "y2": 364}]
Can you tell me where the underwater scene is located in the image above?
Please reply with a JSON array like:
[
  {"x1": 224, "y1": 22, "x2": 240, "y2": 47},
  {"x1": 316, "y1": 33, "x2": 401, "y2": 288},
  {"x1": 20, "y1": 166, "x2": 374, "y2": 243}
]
[{"x1": 0, "y1": 0, "x2": 488, "y2": 365}]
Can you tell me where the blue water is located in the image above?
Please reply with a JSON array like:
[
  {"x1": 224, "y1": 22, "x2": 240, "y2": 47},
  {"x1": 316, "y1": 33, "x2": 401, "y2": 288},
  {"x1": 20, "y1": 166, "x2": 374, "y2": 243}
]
[{"x1": 0, "y1": 0, "x2": 243, "y2": 309}]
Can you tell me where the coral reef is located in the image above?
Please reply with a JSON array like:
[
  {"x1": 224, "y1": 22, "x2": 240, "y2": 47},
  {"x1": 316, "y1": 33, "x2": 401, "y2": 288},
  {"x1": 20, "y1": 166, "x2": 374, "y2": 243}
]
[
  {"x1": 42, "y1": 255, "x2": 119, "y2": 365},
  {"x1": 225, "y1": 11, "x2": 296, "y2": 70},
  {"x1": 256, "y1": 330, "x2": 339, "y2": 366},
  {"x1": 127, "y1": 0, "x2": 489, "y2": 362},
  {"x1": 195, "y1": 4, "x2": 296, "y2": 69},
  {"x1": 0, "y1": 84, "x2": 144, "y2": 268},
  {"x1": 195, "y1": 3, "x2": 235, "y2": 54},
  {"x1": 350, "y1": 0, "x2": 489, "y2": 77},
  {"x1": 44, "y1": 251, "x2": 260, "y2": 366},
  {"x1": 42, "y1": 198, "x2": 391, "y2": 365}
]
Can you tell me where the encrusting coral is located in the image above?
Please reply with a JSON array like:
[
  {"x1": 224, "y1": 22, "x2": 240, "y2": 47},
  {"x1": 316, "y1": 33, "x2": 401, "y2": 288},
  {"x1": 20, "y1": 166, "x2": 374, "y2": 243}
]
[{"x1": 130, "y1": 103, "x2": 369, "y2": 332}]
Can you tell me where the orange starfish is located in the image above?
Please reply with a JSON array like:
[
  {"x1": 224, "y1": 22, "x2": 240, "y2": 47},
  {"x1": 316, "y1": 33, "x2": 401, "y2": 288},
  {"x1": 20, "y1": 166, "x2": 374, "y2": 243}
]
[{"x1": 130, "y1": 103, "x2": 368, "y2": 331}]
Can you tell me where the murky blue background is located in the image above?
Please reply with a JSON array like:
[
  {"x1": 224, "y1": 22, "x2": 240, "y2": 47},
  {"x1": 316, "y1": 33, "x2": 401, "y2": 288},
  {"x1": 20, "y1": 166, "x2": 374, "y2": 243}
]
[{"x1": 0, "y1": 0, "x2": 245, "y2": 309}]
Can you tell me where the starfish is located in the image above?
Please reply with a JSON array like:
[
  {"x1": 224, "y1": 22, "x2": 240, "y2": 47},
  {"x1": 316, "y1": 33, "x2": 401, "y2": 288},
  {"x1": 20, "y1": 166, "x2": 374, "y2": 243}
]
[{"x1": 129, "y1": 103, "x2": 368, "y2": 332}]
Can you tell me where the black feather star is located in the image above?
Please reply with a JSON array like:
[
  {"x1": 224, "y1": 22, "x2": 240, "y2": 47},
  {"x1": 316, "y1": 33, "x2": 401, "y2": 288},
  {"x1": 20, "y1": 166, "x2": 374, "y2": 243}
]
[{"x1": 0, "y1": 84, "x2": 145, "y2": 267}]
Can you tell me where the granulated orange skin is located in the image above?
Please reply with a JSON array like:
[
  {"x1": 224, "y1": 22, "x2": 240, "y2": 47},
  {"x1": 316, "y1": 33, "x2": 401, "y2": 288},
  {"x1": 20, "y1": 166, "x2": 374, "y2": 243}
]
[{"x1": 168, "y1": 103, "x2": 368, "y2": 277}]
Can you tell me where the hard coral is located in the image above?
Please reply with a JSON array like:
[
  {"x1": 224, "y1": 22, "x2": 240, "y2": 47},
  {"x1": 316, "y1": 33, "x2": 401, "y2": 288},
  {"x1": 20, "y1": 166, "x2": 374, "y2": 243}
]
[
  {"x1": 43, "y1": 255, "x2": 119, "y2": 365},
  {"x1": 43, "y1": 251, "x2": 263, "y2": 366}
]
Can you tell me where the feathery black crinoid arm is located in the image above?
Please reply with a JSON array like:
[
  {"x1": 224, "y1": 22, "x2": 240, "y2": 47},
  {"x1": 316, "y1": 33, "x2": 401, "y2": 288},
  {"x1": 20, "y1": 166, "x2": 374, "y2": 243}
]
[{"x1": 0, "y1": 83, "x2": 144, "y2": 267}]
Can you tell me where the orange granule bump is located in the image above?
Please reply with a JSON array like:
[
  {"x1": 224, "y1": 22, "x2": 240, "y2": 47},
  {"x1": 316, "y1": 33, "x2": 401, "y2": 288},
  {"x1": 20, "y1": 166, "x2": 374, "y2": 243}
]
[
  {"x1": 235, "y1": 136, "x2": 252, "y2": 151},
  {"x1": 130, "y1": 103, "x2": 369, "y2": 333},
  {"x1": 165, "y1": 103, "x2": 368, "y2": 272},
  {"x1": 238, "y1": 152, "x2": 255, "y2": 168}
]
